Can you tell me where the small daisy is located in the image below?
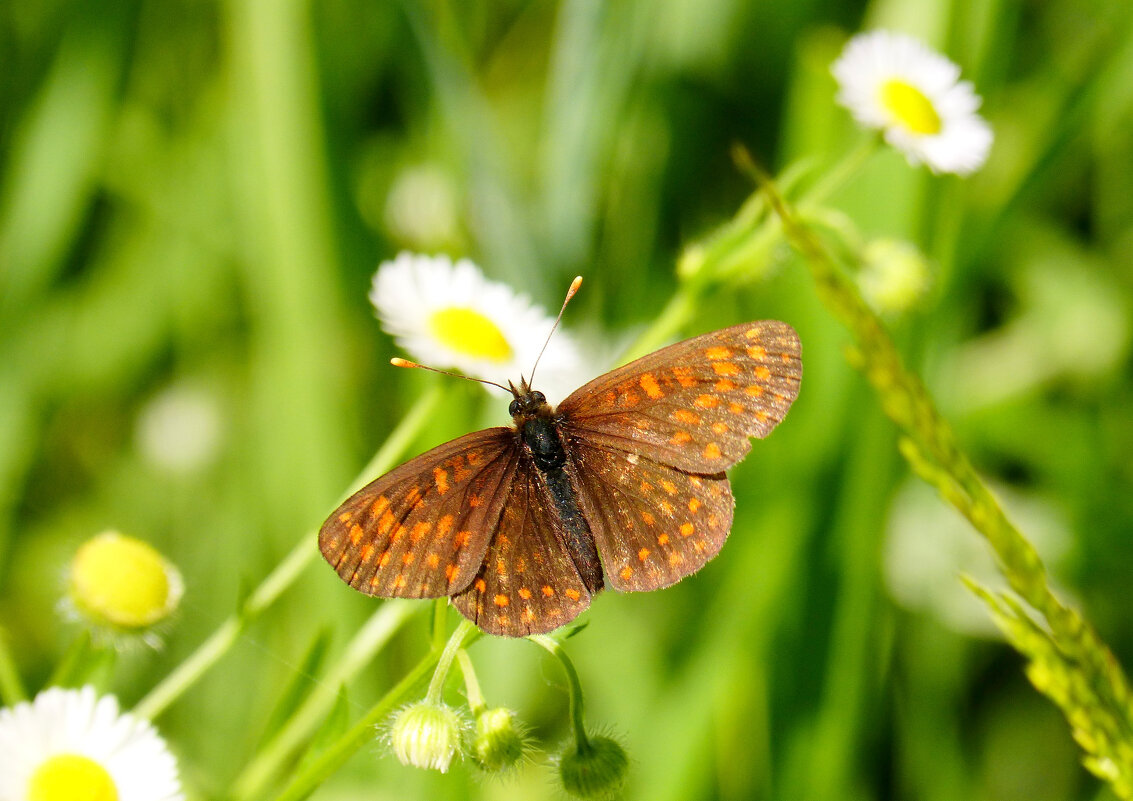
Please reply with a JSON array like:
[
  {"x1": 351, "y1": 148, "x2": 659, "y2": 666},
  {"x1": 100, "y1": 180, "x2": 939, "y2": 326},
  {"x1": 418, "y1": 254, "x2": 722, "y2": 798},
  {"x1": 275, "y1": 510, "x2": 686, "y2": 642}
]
[
  {"x1": 370, "y1": 252, "x2": 587, "y2": 404},
  {"x1": 832, "y1": 30, "x2": 993, "y2": 175},
  {"x1": 0, "y1": 686, "x2": 183, "y2": 801}
]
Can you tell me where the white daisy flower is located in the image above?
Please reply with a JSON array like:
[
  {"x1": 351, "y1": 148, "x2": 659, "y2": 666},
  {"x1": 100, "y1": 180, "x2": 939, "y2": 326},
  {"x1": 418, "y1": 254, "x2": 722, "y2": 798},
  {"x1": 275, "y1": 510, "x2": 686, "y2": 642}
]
[
  {"x1": 370, "y1": 252, "x2": 588, "y2": 404},
  {"x1": 832, "y1": 30, "x2": 993, "y2": 175},
  {"x1": 0, "y1": 686, "x2": 183, "y2": 801}
]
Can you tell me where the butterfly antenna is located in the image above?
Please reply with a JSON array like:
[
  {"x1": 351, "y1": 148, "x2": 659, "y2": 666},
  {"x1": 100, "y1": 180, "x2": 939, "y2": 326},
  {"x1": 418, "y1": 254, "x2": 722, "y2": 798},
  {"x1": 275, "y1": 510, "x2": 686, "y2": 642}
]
[
  {"x1": 528, "y1": 275, "x2": 582, "y2": 386},
  {"x1": 390, "y1": 358, "x2": 513, "y2": 394}
]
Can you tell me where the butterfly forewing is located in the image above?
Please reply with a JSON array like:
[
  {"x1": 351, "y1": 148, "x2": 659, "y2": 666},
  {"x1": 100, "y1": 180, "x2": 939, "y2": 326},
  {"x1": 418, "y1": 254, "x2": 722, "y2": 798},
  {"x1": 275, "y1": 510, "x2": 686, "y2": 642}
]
[
  {"x1": 318, "y1": 428, "x2": 520, "y2": 598},
  {"x1": 558, "y1": 321, "x2": 801, "y2": 473},
  {"x1": 563, "y1": 439, "x2": 734, "y2": 592},
  {"x1": 450, "y1": 455, "x2": 592, "y2": 636}
]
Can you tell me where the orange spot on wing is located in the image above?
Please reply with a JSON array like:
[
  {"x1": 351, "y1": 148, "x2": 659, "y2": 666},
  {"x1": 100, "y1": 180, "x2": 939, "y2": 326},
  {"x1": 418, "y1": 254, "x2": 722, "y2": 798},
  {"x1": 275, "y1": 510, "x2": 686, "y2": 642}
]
[
  {"x1": 379, "y1": 550, "x2": 392, "y2": 567},
  {"x1": 565, "y1": 588, "x2": 581, "y2": 602},
  {"x1": 542, "y1": 585, "x2": 555, "y2": 597},
  {"x1": 394, "y1": 574, "x2": 408, "y2": 589},
  {"x1": 518, "y1": 587, "x2": 532, "y2": 600},
  {"x1": 620, "y1": 390, "x2": 640, "y2": 407},
  {"x1": 359, "y1": 543, "x2": 375, "y2": 562},
  {"x1": 437, "y1": 514, "x2": 455, "y2": 538},
  {"x1": 672, "y1": 408, "x2": 699, "y2": 424},
  {"x1": 671, "y1": 366, "x2": 697, "y2": 387},
  {"x1": 410, "y1": 521, "x2": 431, "y2": 542},
  {"x1": 705, "y1": 346, "x2": 732, "y2": 360},
  {"x1": 433, "y1": 467, "x2": 450, "y2": 494},
  {"x1": 756, "y1": 410, "x2": 770, "y2": 423},
  {"x1": 703, "y1": 442, "x2": 722, "y2": 460},
  {"x1": 496, "y1": 558, "x2": 507, "y2": 575},
  {"x1": 747, "y1": 345, "x2": 767, "y2": 359},
  {"x1": 712, "y1": 361, "x2": 740, "y2": 376},
  {"x1": 659, "y1": 500, "x2": 674, "y2": 515},
  {"x1": 715, "y1": 378, "x2": 736, "y2": 392},
  {"x1": 745, "y1": 385, "x2": 765, "y2": 397},
  {"x1": 660, "y1": 479, "x2": 678, "y2": 495},
  {"x1": 427, "y1": 553, "x2": 440, "y2": 568},
  {"x1": 639, "y1": 373, "x2": 664, "y2": 399},
  {"x1": 494, "y1": 594, "x2": 509, "y2": 607},
  {"x1": 712, "y1": 421, "x2": 729, "y2": 434},
  {"x1": 728, "y1": 402, "x2": 744, "y2": 415},
  {"x1": 641, "y1": 511, "x2": 655, "y2": 526},
  {"x1": 469, "y1": 494, "x2": 482, "y2": 508},
  {"x1": 405, "y1": 486, "x2": 422, "y2": 506},
  {"x1": 668, "y1": 552, "x2": 684, "y2": 566},
  {"x1": 680, "y1": 522, "x2": 695, "y2": 537},
  {"x1": 638, "y1": 547, "x2": 651, "y2": 562},
  {"x1": 688, "y1": 497, "x2": 701, "y2": 513},
  {"x1": 371, "y1": 496, "x2": 390, "y2": 516},
  {"x1": 349, "y1": 525, "x2": 364, "y2": 546},
  {"x1": 694, "y1": 539, "x2": 707, "y2": 553},
  {"x1": 445, "y1": 563, "x2": 459, "y2": 582},
  {"x1": 475, "y1": 578, "x2": 487, "y2": 593},
  {"x1": 390, "y1": 525, "x2": 406, "y2": 543},
  {"x1": 466, "y1": 450, "x2": 482, "y2": 466},
  {"x1": 670, "y1": 430, "x2": 692, "y2": 445},
  {"x1": 781, "y1": 352, "x2": 793, "y2": 363},
  {"x1": 640, "y1": 480, "x2": 653, "y2": 493},
  {"x1": 338, "y1": 511, "x2": 353, "y2": 524},
  {"x1": 657, "y1": 533, "x2": 670, "y2": 545},
  {"x1": 754, "y1": 365, "x2": 772, "y2": 380},
  {"x1": 744, "y1": 326, "x2": 764, "y2": 340},
  {"x1": 454, "y1": 530, "x2": 472, "y2": 547},
  {"x1": 620, "y1": 566, "x2": 634, "y2": 580},
  {"x1": 377, "y1": 510, "x2": 396, "y2": 536},
  {"x1": 402, "y1": 552, "x2": 415, "y2": 565},
  {"x1": 695, "y1": 394, "x2": 720, "y2": 408}
]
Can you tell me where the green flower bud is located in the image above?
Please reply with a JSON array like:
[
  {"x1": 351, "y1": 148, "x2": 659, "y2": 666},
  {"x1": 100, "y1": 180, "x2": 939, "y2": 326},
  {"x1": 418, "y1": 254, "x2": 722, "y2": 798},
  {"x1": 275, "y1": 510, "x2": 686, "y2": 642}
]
[
  {"x1": 387, "y1": 701, "x2": 469, "y2": 773},
  {"x1": 472, "y1": 707, "x2": 527, "y2": 773},
  {"x1": 557, "y1": 734, "x2": 629, "y2": 799}
]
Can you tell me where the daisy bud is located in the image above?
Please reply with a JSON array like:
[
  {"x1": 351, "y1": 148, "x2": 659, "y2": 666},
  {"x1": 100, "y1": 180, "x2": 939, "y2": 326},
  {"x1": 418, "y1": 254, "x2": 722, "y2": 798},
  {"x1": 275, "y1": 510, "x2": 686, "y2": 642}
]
[
  {"x1": 858, "y1": 238, "x2": 931, "y2": 314},
  {"x1": 68, "y1": 531, "x2": 183, "y2": 633},
  {"x1": 556, "y1": 734, "x2": 629, "y2": 800},
  {"x1": 388, "y1": 701, "x2": 469, "y2": 773},
  {"x1": 471, "y1": 707, "x2": 528, "y2": 773}
]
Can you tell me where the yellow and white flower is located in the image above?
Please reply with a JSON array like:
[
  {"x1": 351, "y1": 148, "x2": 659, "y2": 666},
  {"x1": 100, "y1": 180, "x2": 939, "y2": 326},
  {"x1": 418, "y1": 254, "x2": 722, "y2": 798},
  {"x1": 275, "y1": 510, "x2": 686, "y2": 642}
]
[
  {"x1": 370, "y1": 252, "x2": 587, "y2": 403},
  {"x1": 832, "y1": 30, "x2": 993, "y2": 175},
  {"x1": 0, "y1": 686, "x2": 183, "y2": 801}
]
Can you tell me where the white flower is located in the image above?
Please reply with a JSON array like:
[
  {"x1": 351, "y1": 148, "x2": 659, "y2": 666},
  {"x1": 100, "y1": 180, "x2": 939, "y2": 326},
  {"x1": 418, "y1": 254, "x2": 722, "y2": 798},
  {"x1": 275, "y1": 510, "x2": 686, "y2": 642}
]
[
  {"x1": 370, "y1": 252, "x2": 588, "y2": 404},
  {"x1": 832, "y1": 30, "x2": 993, "y2": 175},
  {"x1": 0, "y1": 686, "x2": 183, "y2": 801}
]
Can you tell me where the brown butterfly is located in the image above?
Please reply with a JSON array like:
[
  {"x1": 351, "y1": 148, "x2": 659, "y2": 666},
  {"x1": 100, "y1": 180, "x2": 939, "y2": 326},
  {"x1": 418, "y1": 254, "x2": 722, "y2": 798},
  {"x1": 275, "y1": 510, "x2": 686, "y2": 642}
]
[{"x1": 319, "y1": 283, "x2": 801, "y2": 637}]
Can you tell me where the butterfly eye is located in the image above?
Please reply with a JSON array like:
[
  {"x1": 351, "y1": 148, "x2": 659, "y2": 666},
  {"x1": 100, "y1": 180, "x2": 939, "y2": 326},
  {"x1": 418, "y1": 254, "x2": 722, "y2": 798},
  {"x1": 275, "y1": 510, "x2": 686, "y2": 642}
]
[
  {"x1": 532, "y1": 391, "x2": 546, "y2": 405},
  {"x1": 509, "y1": 399, "x2": 520, "y2": 416}
]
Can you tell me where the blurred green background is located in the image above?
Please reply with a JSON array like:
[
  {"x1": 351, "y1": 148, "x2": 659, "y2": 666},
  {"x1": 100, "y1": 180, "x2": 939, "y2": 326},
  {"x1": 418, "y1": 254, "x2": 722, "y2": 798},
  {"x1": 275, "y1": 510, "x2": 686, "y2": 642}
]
[{"x1": 2, "y1": 0, "x2": 1133, "y2": 798}]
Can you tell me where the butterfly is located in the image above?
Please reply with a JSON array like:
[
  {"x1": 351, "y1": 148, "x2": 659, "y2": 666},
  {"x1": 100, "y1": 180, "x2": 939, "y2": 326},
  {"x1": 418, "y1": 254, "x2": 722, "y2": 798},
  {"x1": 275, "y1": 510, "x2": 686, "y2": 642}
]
[{"x1": 319, "y1": 311, "x2": 801, "y2": 637}]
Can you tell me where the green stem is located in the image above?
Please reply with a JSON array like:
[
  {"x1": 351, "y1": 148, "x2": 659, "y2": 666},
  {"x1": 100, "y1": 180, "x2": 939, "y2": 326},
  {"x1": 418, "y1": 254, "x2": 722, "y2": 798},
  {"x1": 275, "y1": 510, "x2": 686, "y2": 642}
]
[
  {"x1": 0, "y1": 627, "x2": 27, "y2": 704},
  {"x1": 270, "y1": 623, "x2": 481, "y2": 801},
  {"x1": 529, "y1": 634, "x2": 589, "y2": 751},
  {"x1": 425, "y1": 620, "x2": 474, "y2": 704},
  {"x1": 456, "y1": 649, "x2": 486, "y2": 716},
  {"x1": 133, "y1": 383, "x2": 446, "y2": 721},
  {"x1": 230, "y1": 600, "x2": 421, "y2": 801}
]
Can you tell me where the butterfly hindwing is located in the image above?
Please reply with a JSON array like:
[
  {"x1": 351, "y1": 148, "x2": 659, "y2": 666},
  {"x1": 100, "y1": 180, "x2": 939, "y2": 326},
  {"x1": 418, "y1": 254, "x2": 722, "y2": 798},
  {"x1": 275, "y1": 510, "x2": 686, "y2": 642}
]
[
  {"x1": 449, "y1": 454, "x2": 593, "y2": 636},
  {"x1": 318, "y1": 428, "x2": 520, "y2": 599},
  {"x1": 562, "y1": 435, "x2": 734, "y2": 592},
  {"x1": 557, "y1": 321, "x2": 801, "y2": 473}
]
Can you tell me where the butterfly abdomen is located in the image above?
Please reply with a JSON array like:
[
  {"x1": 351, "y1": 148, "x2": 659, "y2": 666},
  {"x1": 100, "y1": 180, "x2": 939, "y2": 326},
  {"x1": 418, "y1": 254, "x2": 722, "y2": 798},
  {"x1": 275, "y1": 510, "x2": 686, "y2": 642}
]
[{"x1": 520, "y1": 415, "x2": 604, "y2": 594}]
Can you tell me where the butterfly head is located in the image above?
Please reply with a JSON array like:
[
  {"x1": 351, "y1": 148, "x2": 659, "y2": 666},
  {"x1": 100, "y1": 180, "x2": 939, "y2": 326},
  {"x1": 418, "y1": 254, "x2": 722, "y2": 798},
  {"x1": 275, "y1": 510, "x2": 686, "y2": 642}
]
[{"x1": 507, "y1": 377, "x2": 552, "y2": 423}]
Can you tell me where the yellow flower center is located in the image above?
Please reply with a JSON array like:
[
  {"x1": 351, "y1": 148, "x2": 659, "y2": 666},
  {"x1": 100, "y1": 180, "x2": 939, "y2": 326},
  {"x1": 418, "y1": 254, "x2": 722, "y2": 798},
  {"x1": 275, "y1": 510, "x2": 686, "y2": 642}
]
[
  {"x1": 880, "y1": 79, "x2": 942, "y2": 135},
  {"x1": 70, "y1": 532, "x2": 175, "y2": 628},
  {"x1": 428, "y1": 307, "x2": 513, "y2": 362},
  {"x1": 28, "y1": 754, "x2": 119, "y2": 801}
]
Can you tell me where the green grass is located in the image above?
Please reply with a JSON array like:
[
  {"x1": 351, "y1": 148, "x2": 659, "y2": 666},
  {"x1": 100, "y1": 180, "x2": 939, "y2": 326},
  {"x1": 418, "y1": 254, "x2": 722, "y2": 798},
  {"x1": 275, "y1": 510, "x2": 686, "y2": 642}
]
[{"x1": 2, "y1": 0, "x2": 1133, "y2": 799}]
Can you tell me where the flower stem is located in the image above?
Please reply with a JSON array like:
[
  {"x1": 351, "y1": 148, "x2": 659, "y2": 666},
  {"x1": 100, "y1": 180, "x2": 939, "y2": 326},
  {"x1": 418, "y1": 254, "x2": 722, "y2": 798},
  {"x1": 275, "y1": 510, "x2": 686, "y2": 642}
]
[
  {"x1": 456, "y1": 649, "x2": 486, "y2": 716},
  {"x1": 529, "y1": 634, "x2": 589, "y2": 751},
  {"x1": 230, "y1": 600, "x2": 422, "y2": 801},
  {"x1": 270, "y1": 622, "x2": 481, "y2": 801},
  {"x1": 0, "y1": 627, "x2": 27, "y2": 705},
  {"x1": 133, "y1": 383, "x2": 446, "y2": 721},
  {"x1": 426, "y1": 620, "x2": 475, "y2": 704}
]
